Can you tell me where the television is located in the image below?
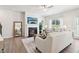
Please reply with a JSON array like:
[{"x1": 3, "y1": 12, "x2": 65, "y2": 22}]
[{"x1": 27, "y1": 17, "x2": 38, "y2": 24}]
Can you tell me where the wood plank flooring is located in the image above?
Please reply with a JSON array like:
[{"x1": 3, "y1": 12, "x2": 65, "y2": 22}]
[
  {"x1": 61, "y1": 39, "x2": 79, "y2": 53},
  {"x1": 3, "y1": 37, "x2": 79, "y2": 53},
  {"x1": 4, "y1": 37, "x2": 27, "y2": 53}
]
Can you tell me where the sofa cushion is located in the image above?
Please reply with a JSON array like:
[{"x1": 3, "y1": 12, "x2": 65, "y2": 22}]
[{"x1": 39, "y1": 30, "x2": 47, "y2": 39}]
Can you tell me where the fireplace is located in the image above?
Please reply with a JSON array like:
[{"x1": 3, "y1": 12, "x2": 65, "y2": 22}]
[{"x1": 28, "y1": 27, "x2": 37, "y2": 37}]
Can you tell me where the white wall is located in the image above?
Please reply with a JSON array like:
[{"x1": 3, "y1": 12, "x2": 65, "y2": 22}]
[
  {"x1": 0, "y1": 9, "x2": 25, "y2": 38},
  {"x1": 44, "y1": 8, "x2": 79, "y2": 31}
]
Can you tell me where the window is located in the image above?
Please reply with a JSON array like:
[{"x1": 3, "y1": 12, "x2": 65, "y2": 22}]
[
  {"x1": 52, "y1": 20, "x2": 60, "y2": 25},
  {"x1": 74, "y1": 17, "x2": 79, "y2": 38}
]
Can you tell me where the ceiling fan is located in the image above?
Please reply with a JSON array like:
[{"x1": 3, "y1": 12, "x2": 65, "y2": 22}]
[
  {"x1": 40, "y1": 5, "x2": 53, "y2": 11},
  {"x1": 41, "y1": 5, "x2": 53, "y2": 8}
]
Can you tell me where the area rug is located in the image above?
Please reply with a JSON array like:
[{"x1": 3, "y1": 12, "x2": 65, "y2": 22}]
[{"x1": 21, "y1": 37, "x2": 36, "y2": 53}]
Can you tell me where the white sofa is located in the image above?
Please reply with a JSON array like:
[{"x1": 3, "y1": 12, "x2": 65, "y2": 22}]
[{"x1": 35, "y1": 31, "x2": 73, "y2": 53}]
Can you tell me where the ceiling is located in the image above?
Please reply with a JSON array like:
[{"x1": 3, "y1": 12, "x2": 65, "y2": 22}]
[{"x1": 0, "y1": 5, "x2": 79, "y2": 16}]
